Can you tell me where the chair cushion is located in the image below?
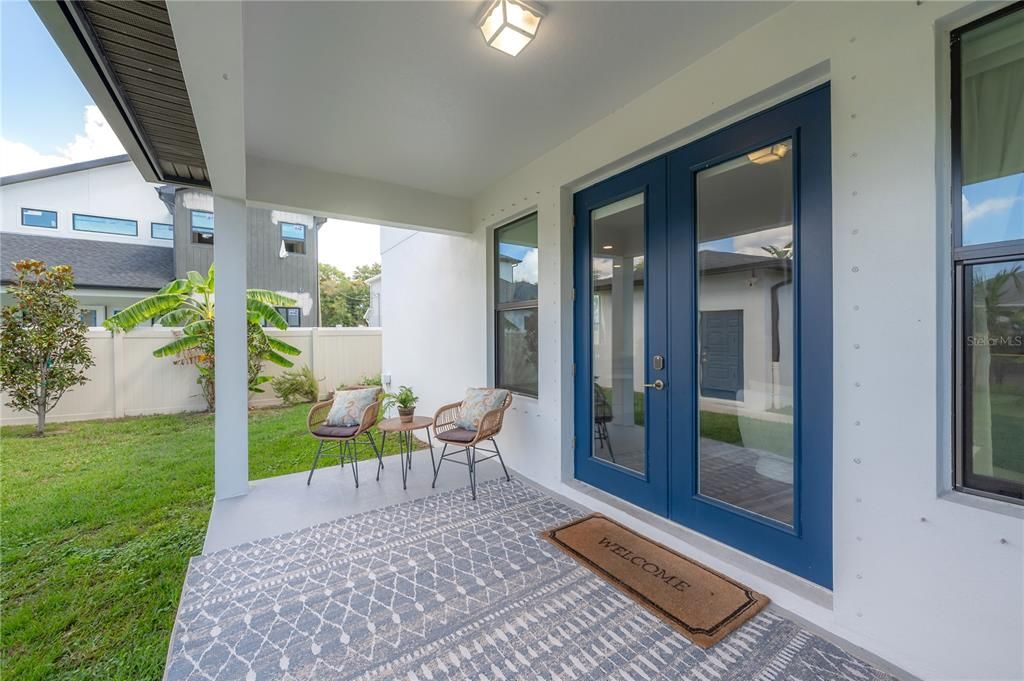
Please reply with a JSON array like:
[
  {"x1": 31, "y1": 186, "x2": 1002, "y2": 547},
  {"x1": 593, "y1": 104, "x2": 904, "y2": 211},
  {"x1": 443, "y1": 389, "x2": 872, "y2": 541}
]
[
  {"x1": 313, "y1": 424, "x2": 359, "y2": 438},
  {"x1": 454, "y1": 388, "x2": 509, "y2": 431},
  {"x1": 325, "y1": 387, "x2": 378, "y2": 427},
  {"x1": 436, "y1": 427, "x2": 477, "y2": 443}
]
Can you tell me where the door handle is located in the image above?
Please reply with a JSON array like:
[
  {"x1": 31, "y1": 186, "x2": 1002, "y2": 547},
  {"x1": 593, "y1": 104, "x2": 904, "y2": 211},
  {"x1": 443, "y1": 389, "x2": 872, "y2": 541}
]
[{"x1": 643, "y1": 379, "x2": 666, "y2": 390}]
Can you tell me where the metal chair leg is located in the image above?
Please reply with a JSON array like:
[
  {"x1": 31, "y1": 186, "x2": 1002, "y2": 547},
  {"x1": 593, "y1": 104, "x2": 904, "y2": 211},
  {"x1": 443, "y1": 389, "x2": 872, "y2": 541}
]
[
  {"x1": 467, "y1": 445, "x2": 477, "y2": 500},
  {"x1": 426, "y1": 429, "x2": 436, "y2": 478},
  {"x1": 347, "y1": 440, "x2": 360, "y2": 488},
  {"x1": 491, "y1": 438, "x2": 511, "y2": 482},
  {"x1": 307, "y1": 440, "x2": 325, "y2": 485},
  {"x1": 368, "y1": 431, "x2": 383, "y2": 481},
  {"x1": 432, "y1": 443, "x2": 447, "y2": 488}
]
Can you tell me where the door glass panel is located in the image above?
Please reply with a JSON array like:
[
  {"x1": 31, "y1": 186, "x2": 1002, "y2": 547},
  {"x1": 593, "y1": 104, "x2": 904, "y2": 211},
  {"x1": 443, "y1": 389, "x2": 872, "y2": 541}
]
[
  {"x1": 591, "y1": 193, "x2": 646, "y2": 473},
  {"x1": 696, "y1": 140, "x2": 795, "y2": 525}
]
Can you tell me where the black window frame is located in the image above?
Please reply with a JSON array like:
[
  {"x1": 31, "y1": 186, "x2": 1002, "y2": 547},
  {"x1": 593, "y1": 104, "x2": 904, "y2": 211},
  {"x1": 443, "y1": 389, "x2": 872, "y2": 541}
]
[
  {"x1": 21, "y1": 207, "x2": 58, "y2": 229},
  {"x1": 72, "y1": 212, "x2": 138, "y2": 237},
  {"x1": 281, "y1": 222, "x2": 306, "y2": 255},
  {"x1": 190, "y1": 209, "x2": 214, "y2": 246},
  {"x1": 493, "y1": 212, "x2": 539, "y2": 398},
  {"x1": 151, "y1": 222, "x2": 174, "y2": 241},
  {"x1": 275, "y1": 306, "x2": 301, "y2": 327},
  {"x1": 951, "y1": 1, "x2": 1024, "y2": 504}
]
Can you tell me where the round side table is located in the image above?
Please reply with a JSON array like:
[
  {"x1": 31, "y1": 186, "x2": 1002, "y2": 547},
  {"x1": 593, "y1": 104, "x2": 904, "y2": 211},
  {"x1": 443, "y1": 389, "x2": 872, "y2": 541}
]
[{"x1": 377, "y1": 416, "x2": 435, "y2": 489}]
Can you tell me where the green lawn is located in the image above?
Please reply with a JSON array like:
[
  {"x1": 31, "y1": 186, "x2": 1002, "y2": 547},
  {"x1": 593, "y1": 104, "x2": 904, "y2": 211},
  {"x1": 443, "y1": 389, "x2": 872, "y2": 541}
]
[{"x1": 0, "y1": 405, "x2": 412, "y2": 680}]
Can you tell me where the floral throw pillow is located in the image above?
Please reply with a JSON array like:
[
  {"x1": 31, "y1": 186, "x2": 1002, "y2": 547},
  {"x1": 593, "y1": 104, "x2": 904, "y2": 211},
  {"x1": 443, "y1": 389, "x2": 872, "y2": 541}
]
[
  {"x1": 454, "y1": 388, "x2": 509, "y2": 431},
  {"x1": 325, "y1": 387, "x2": 379, "y2": 427}
]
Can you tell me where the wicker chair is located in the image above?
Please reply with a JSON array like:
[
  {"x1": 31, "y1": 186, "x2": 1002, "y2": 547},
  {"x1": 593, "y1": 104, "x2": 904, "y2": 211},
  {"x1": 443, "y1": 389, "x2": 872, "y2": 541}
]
[
  {"x1": 432, "y1": 391, "x2": 513, "y2": 499},
  {"x1": 593, "y1": 382, "x2": 615, "y2": 462},
  {"x1": 306, "y1": 386, "x2": 383, "y2": 488}
]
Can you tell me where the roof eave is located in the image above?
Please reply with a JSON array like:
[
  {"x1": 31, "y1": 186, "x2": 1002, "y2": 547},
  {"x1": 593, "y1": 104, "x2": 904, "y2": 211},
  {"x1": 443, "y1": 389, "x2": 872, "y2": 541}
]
[{"x1": 30, "y1": 0, "x2": 210, "y2": 190}]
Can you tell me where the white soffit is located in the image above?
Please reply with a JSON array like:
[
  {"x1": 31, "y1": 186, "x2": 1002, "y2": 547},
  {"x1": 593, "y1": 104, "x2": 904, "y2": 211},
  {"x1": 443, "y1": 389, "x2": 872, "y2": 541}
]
[{"x1": 242, "y1": 1, "x2": 789, "y2": 199}]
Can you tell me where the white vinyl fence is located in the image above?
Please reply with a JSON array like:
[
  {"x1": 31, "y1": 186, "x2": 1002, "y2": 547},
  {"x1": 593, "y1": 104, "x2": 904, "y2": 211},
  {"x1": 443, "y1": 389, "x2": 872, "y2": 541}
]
[{"x1": 0, "y1": 327, "x2": 382, "y2": 426}]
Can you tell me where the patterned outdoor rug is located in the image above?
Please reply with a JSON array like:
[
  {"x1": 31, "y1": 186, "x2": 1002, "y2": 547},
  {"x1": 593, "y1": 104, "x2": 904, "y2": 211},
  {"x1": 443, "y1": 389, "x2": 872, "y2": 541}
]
[{"x1": 166, "y1": 479, "x2": 899, "y2": 681}]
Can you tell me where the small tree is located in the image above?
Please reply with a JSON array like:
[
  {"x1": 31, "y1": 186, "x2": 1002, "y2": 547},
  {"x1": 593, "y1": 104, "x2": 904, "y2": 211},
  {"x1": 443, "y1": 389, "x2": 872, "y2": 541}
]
[
  {"x1": 0, "y1": 260, "x2": 94, "y2": 435},
  {"x1": 104, "y1": 264, "x2": 301, "y2": 410}
]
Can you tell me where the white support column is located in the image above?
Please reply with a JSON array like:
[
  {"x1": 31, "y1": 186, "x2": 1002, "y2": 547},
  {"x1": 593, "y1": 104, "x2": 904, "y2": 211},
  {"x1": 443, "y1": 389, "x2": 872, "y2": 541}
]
[{"x1": 214, "y1": 195, "x2": 250, "y2": 500}]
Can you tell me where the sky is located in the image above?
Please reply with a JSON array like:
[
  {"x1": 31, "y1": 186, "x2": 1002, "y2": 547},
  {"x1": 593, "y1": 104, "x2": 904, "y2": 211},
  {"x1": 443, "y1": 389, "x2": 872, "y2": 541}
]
[
  {"x1": 0, "y1": 0, "x2": 125, "y2": 174},
  {"x1": 0, "y1": 0, "x2": 380, "y2": 272}
]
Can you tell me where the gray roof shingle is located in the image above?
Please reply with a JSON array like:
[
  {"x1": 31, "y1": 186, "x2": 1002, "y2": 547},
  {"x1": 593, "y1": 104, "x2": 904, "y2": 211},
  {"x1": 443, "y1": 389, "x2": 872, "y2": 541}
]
[{"x1": 1, "y1": 233, "x2": 173, "y2": 290}]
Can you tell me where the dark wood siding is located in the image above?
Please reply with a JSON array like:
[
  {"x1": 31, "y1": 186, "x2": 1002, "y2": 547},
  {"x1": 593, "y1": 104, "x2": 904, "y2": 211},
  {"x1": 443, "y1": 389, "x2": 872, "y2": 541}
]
[{"x1": 173, "y1": 190, "x2": 319, "y2": 324}]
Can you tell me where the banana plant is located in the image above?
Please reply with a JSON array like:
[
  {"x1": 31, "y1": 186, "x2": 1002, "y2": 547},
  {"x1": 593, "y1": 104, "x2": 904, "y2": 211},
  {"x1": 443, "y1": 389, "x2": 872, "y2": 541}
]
[{"x1": 104, "y1": 264, "x2": 301, "y2": 408}]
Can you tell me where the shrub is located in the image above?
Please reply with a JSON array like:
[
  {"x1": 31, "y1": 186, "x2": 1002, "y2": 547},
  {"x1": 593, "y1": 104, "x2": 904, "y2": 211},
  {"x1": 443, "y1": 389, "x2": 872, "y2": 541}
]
[
  {"x1": 358, "y1": 374, "x2": 383, "y2": 386},
  {"x1": 271, "y1": 365, "x2": 320, "y2": 405}
]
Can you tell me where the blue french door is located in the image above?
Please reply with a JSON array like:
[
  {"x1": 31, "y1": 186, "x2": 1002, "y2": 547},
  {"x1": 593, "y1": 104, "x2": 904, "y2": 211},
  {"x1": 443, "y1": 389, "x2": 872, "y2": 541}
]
[
  {"x1": 573, "y1": 159, "x2": 670, "y2": 514},
  {"x1": 574, "y1": 85, "x2": 832, "y2": 587}
]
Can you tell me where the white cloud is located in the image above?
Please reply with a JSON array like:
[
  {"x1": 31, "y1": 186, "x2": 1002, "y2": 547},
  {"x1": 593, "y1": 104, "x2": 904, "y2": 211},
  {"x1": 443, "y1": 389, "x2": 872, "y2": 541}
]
[
  {"x1": 1, "y1": 105, "x2": 125, "y2": 176},
  {"x1": 963, "y1": 194, "x2": 1022, "y2": 226},
  {"x1": 516, "y1": 246, "x2": 539, "y2": 285}
]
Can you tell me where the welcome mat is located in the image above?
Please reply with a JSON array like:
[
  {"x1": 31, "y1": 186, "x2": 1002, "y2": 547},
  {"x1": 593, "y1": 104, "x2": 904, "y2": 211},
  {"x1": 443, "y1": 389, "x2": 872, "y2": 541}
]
[{"x1": 542, "y1": 513, "x2": 769, "y2": 648}]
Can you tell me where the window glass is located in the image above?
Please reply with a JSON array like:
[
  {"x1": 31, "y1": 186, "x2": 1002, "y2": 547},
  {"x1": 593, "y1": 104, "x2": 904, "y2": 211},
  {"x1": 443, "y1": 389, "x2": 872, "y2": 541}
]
[
  {"x1": 191, "y1": 210, "x2": 214, "y2": 245},
  {"x1": 963, "y1": 260, "x2": 1024, "y2": 499},
  {"x1": 496, "y1": 309, "x2": 538, "y2": 396},
  {"x1": 152, "y1": 222, "x2": 174, "y2": 240},
  {"x1": 496, "y1": 214, "x2": 538, "y2": 304},
  {"x1": 695, "y1": 141, "x2": 795, "y2": 525},
  {"x1": 494, "y1": 213, "x2": 539, "y2": 396},
  {"x1": 281, "y1": 222, "x2": 305, "y2": 241},
  {"x1": 22, "y1": 208, "x2": 57, "y2": 228},
  {"x1": 958, "y1": 8, "x2": 1024, "y2": 246},
  {"x1": 73, "y1": 214, "x2": 137, "y2": 236},
  {"x1": 281, "y1": 222, "x2": 306, "y2": 254},
  {"x1": 276, "y1": 307, "x2": 301, "y2": 327}
]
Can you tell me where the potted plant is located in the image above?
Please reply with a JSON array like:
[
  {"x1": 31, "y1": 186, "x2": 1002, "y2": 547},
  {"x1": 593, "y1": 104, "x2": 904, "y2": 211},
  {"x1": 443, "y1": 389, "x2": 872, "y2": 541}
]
[{"x1": 384, "y1": 385, "x2": 419, "y2": 423}]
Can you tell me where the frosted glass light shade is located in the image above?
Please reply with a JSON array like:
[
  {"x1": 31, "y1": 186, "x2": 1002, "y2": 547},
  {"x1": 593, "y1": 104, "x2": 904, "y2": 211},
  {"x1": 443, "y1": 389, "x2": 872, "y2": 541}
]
[{"x1": 479, "y1": 0, "x2": 543, "y2": 57}]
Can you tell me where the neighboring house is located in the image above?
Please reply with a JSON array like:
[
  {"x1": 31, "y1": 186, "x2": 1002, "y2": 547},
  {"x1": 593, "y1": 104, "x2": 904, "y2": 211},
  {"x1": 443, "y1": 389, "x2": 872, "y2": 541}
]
[
  {"x1": 363, "y1": 273, "x2": 382, "y2": 327},
  {"x1": 0, "y1": 156, "x2": 322, "y2": 325}
]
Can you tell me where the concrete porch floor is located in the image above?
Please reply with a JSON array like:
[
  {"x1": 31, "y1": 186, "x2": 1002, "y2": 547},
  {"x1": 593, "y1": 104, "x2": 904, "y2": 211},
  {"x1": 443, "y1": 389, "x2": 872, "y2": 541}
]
[{"x1": 204, "y1": 448, "x2": 504, "y2": 553}]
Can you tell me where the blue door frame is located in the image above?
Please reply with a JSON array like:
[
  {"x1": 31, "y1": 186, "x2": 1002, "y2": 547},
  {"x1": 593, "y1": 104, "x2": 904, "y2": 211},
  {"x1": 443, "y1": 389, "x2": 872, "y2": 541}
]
[
  {"x1": 573, "y1": 85, "x2": 833, "y2": 588},
  {"x1": 573, "y1": 159, "x2": 669, "y2": 515}
]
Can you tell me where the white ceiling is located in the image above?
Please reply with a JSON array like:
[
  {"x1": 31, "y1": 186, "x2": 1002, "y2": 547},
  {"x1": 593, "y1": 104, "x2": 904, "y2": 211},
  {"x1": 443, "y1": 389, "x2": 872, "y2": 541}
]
[{"x1": 242, "y1": 2, "x2": 788, "y2": 199}]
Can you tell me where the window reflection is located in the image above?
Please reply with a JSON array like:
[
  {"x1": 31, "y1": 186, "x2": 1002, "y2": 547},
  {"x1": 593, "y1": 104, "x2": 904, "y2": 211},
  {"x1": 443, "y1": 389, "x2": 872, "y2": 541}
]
[
  {"x1": 965, "y1": 260, "x2": 1024, "y2": 497},
  {"x1": 696, "y1": 141, "x2": 795, "y2": 525},
  {"x1": 591, "y1": 194, "x2": 646, "y2": 474}
]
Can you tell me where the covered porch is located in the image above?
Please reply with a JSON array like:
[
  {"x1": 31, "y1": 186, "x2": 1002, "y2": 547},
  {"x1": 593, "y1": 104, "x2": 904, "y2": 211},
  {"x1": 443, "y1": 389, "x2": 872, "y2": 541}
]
[{"x1": 35, "y1": 1, "x2": 1024, "y2": 680}]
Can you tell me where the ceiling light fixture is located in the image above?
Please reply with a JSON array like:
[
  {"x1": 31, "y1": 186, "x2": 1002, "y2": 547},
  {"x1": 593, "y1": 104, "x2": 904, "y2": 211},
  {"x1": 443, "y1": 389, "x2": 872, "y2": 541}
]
[
  {"x1": 602, "y1": 244, "x2": 614, "y2": 250},
  {"x1": 747, "y1": 142, "x2": 790, "y2": 165},
  {"x1": 479, "y1": 0, "x2": 544, "y2": 57}
]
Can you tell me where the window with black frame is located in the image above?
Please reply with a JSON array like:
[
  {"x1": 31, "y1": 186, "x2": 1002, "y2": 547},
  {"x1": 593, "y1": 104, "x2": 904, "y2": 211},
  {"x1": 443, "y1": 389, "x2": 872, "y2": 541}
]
[
  {"x1": 281, "y1": 222, "x2": 306, "y2": 254},
  {"x1": 952, "y1": 2, "x2": 1024, "y2": 503},
  {"x1": 494, "y1": 213, "x2": 539, "y2": 396},
  {"x1": 275, "y1": 306, "x2": 301, "y2": 327},
  {"x1": 191, "y1": 210, "x2": 214, "y2": 245}
]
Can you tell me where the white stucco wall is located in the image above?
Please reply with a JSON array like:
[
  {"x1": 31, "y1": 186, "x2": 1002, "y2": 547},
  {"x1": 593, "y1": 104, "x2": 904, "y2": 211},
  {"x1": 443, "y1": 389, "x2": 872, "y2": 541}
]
[
  {"x1": 0, "y1": 160, "x2": 173, "y2": 246},
  {"x1": 379, "y1": 227, "x2": 487, "y2": 417},
  {"x1": 380, "y1": 3, "x2": 1024, "y2": 679}
]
